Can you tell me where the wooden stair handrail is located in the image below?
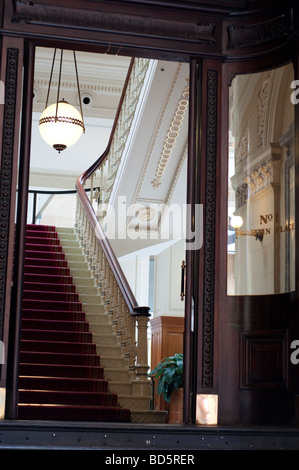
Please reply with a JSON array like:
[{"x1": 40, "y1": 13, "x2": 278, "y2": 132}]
[{"x1": 76, "y1": 57, "x2": 150, "y2": 318}]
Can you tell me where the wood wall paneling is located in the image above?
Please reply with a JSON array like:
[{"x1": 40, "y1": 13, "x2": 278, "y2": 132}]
[{"x1": 150, "y1": 316, "x2": 184, "y2": 413}]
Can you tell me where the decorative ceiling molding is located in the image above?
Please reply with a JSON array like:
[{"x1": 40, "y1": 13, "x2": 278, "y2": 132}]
[
  {"x1": 34, "y1": 78, "x2": 123, "y2": 96},
  {"x1": 235, "y1": 118, "x2": 250, "y2": 164},
  {"x1": 29, "y1": 168, "x2": 82, "y2": 189},
  {"x1": 151, "y1": 84, "x2": 189, "y2": 189},
  {"x1": 130, "y1": 63, "x2": 183, "y2": 209}
]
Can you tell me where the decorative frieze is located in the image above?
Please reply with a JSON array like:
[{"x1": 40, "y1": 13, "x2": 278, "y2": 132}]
[
  {"x1": 235, "y1": 118, "x2": 250, "y2": 164},
  {"x1": 13, "y1": 1, "x2": 216, "y2": 45},
  {"x1": 232, "y1": 145, "x2": 282, "y2": 210},
  {"x1": 226, "y1": 11, "x2": 293, "y2": 50},
  {"x1": 257, "y1": 72, "x2": 272, "y2": 148}
]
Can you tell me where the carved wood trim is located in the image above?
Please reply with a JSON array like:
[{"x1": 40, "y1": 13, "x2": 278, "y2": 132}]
[
  {"x1": 202, "y1": 69, "x2": 217, "y2": 388},
  {"x1": 12, "y1": 1, "x2": 216, "y2": 46},
  {"x1": 226, "y1": 10, "x2": 294, "y2": 51},
  {"x1": 0, "y1": 48, "x2": 19, "y2": 343}
]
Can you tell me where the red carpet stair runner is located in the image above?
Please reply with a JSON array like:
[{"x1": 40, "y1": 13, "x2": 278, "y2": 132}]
[{"x1": 18, "y1": 224, "x2": 131, "y2": 422}]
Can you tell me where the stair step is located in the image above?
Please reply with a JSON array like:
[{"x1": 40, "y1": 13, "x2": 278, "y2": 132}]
[
  {"x1": 108, "y1": 381, "x2": 132, "y2": 394},
  {"x1": 22, "y1": 309, "x2": 86, "y2": 321},
  {"x1": 19, "y1": 351, "x2": 100, "y2": 366},
  {"x1": 21, "y1": 329, "x2": 93, "y2": 343},
  {"x1": 104, "y1": 368, "x2": 130, "y2": 381},
  {"x1": 96, "y1": 344, "x2": 122, "y2": 357},
  {"x1": 26, "y1": 243, "x2": 63, "y2": 253},
  {"x1": 79, "y1": 294, "x2": 102, "y2": 304},
  {"x1": 25, "y1": 250, "x2": 65, "y2": 260},
  {"x1": 82, "y1": 303, "x2": 106, "y2": 314},
  {"x1": 58, "y1": 239, "x2": 80, "y2": 247},
  {"x1": 76, "y1": 285, "x2": 99, "y2": 295},
  {"x1": 25, "y1": 234, "x2": 59, "y2": 244},
  {"x1": 24, "y1": 273, "x2": 74, "y2": 285},
  {"x1": 93, "y1": 333, "x2": 117, "y2": 345},
  {"x1": 69, "y1": 269, "x2": 91, "y2": 278},
  {"x1": 64, "y1": 255, "x2": 86, "y2": 263},
  {"x1": 87, "y1": 324, "x2": 114, "y2": 334},
  {"x1": 68, "y1": 261, "x2": 88, "y2": 270},
  {"x1": 26, "y1": 224, "x2": 56, "y2": 232},
  {"x1": 24, "y1": 265, "x2": 71, "y2": 276},
  {"x1": 25, "y1": 257, "x2": 68, "y2": 268},
  {"x1": 19, "y1": 362, "x2": 104, "y2": 379},
  {"x1": 23, "y1": 282, "x2": 76, "y2": 293},
  {"x1": 62, "y1": 246, "x2": 84, "y2": 254},
  {"x1": 20, "y1": 339, "x2": 96, "y2": 355},
  {"x1": 23, "y1": 290, "x2": 79, "y2": 302},
  {"x1": 18, "y1": 389, "x2": 118, "y2": 406},
  {"x1": 26, "y1": 229, "x2": 59, "y2": 244},
  {"x1": 130, "y1": 410, "x2": 167, "y2": 424},
  {"x1": 22, "y1": 299, "x2": 83, "y2": 311},
  {"x1": 18, "y1": 375, "x2": 109, "y2": 392},
  {"x1": 71, "y1": 277, "x2": 96, "y2": 287},
  {"x1": 21, "y1": 318, "x2": 89, "y2": 332},
  {"x1": 17, "y1": 404, "x2": 130, "y2": 422},
  {"x1": 118, "y1": 395, "x2": 152, "y2": 410},
  {"x1": 99, "y1": 356, "x2": 125, "y2": 368}
]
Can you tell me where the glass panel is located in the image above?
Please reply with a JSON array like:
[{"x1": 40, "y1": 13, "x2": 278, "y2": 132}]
[
  {"x1": 28, "y1": 191, "x2": 77, "y2": 227},
  {"x1": 228, "y1": 63, "x2": 295, "y2": 295}
]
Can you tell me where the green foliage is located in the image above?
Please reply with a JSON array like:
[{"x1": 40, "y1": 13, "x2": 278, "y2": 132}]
[{"x1": 149, "y1": 353, "x2": 183, "y2": 403}]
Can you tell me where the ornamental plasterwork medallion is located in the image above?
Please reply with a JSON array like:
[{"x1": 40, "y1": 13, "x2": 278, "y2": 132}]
[
  {"x1": 257, "y1": 71, "x2": 272, "y2": 148},
  {"x1": 136, "y1": 207, "x2": 156, "y2": 222},
  {"x1": 151, "y1": 84, "x2": 189, "y2": 189},
  {"x1": 235, "y1": 118, "x2": 250, "y2": 164}
]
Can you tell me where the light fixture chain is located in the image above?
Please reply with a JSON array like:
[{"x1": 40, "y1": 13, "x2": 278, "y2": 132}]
[
  {"x1": 73, "y1": 50, "x2": 85, "y2": 133},
  {"x1": 55, "y1": 49, "x2": 63, "y2": 122},
  {"x1": 45, "y1": 48, "x2": 57, "y2": 109}
]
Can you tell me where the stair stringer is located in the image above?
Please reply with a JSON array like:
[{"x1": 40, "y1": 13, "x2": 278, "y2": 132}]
[{"x1": 57, "y1": 227, "x2": 167, "y2": 424}]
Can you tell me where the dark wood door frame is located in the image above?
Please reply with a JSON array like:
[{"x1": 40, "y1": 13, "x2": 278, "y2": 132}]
[
  {"x1": 0, "y1": 0, "x2": 298, "y2": 426},
  {"x1": 217, "y1": 51, "x2": 299, "y2": 425},
  {"x1": 5, "y1": 41, "x2": 35, "y2": 419},
  {"x1": 0, "y1": 41, "x2": 201, "y2": 425}
]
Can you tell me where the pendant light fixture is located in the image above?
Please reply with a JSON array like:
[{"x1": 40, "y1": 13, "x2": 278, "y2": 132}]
[{"x1": 39, "y1": 48, "x2": 85, "y2": 153}]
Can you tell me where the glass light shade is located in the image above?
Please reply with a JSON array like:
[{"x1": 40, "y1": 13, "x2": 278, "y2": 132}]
[
  {"x1": 39, "y1": 101, "x2": 84, "y2": 152},
  {"x1": 230, "y1": 215, "x2": 243, "y2": 229}
]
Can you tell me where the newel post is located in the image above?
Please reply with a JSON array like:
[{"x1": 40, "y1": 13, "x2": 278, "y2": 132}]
[{"x1": 132, "y1": 307, "x2": 151, "y2": 396}]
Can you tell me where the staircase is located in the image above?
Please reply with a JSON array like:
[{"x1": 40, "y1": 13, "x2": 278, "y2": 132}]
[
  {"x1": 18, "y1": 224, "x2": 166, "y2": 423},
  {"x1": 18, "y1": 224, "x2": 130, "y2": 422}
]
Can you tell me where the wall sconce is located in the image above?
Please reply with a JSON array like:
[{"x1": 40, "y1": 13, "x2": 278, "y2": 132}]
[
  {"x1": 39, "y1": 49, "x2": 85, "y2": 152},
  {"x1": 230, "y1": 216, "x2": 263, "y2": 242},
  {"x1": 230, "y1": 215, "x2": 243, "y2": 230}
]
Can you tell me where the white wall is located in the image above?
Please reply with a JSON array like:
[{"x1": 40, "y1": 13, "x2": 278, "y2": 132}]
[{"x1": 119, "y1": 238, "x2": 185, "y2": 317}]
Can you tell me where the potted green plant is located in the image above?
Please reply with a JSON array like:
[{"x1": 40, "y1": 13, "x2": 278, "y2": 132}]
[{"x1": 149, "y1": 353, "x2": 183, "y2": 403}]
